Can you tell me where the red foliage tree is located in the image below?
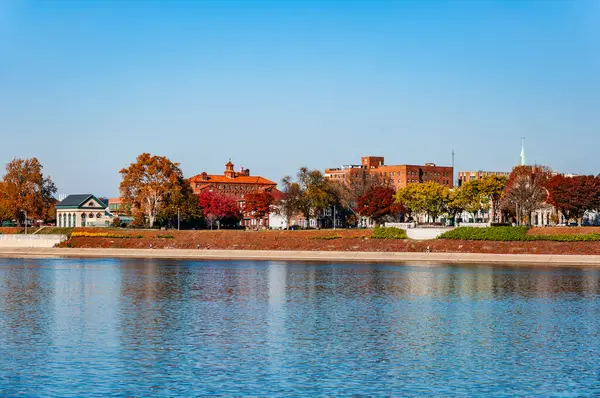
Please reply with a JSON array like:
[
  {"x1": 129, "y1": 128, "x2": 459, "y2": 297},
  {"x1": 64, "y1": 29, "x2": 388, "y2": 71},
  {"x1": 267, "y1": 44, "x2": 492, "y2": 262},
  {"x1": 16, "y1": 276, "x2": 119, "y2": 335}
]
[
  {"x1": 198, "y1": 191, "x2": 240, "y2": 229},
  {"x1": 502, "y1": 165, "x2": 551, "y2": 225},
  {"x1": 355, "y1": 186, "x2": 402, "y2": 225},
  {"x1": 243, "y1": 191, "x2": 275, "y2": 229},
  {"x1": 545, "y1": 175, "x2": 600, "y2": 225}
]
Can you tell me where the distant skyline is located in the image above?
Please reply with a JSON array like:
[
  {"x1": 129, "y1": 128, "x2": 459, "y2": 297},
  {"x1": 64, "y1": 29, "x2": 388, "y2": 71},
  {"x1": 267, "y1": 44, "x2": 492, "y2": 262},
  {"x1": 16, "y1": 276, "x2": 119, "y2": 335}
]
[{"x1": 1, "y1": 0, "x2": 599, "y2": 196}]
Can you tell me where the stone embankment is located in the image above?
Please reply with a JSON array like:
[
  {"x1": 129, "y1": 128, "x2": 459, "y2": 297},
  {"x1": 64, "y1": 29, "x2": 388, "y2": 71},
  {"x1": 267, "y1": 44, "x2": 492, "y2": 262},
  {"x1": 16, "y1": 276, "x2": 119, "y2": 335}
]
[{"x1": 1, "y1": 247, "x2": 600, "y2": 267}]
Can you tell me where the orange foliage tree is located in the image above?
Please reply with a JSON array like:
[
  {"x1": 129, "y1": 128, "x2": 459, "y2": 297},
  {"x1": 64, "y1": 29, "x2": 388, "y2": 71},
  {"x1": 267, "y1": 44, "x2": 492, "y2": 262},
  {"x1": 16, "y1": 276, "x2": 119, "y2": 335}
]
[
  {"x1": 243, "y1": 191, "x2": 274, "y2": 229},
  {"x1": 119, "y1": 153, "x2": 186, "y2": 228},
  {"x1": 0, "y1": 158, "x2": 57, "y2": 224}
]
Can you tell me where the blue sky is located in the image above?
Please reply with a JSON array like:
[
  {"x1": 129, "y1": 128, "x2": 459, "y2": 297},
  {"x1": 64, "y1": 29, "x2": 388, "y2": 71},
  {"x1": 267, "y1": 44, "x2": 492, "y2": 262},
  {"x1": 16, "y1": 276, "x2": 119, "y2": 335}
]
[{"x1": 1, "y1": 0, "x2": 599, "y2": 196}]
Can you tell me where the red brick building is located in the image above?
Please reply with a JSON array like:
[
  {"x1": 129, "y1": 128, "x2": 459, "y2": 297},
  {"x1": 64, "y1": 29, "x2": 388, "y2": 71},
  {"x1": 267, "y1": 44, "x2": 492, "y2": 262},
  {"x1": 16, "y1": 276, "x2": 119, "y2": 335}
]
[
  {"x1": 188, "y1": 161, "x2": 278, "y2": 227},
  {"x1": 325, "y1": 156, "x2": 453, "y2": 190}
]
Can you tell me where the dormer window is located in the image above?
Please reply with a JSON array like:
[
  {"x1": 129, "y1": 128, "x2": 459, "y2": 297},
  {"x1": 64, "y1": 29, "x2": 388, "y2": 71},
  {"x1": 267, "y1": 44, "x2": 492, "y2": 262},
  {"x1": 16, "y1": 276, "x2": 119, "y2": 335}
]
[{"x1": 88, "y1": 202, "x2": 94, "y2": 206}]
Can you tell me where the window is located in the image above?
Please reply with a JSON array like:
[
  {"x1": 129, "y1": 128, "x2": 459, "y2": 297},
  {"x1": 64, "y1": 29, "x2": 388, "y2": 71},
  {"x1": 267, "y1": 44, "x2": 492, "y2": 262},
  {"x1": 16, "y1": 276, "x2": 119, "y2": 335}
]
[
  {"x1": 68, "y1": 214, "x2": 72, "y2": 227},
  {"x1": 89, "y1": 213, "x2": 94, "y2": 218}
]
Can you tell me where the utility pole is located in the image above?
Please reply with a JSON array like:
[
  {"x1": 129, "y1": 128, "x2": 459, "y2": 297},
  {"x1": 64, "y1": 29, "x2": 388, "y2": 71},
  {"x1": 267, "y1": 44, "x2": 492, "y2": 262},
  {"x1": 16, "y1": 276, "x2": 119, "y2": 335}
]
[
  {"x1": 333, "y1": 205, "x2": 336, "y2": 230},
  {"x1": 177, "y1": 208, "x2": 180, "y2": 231}
]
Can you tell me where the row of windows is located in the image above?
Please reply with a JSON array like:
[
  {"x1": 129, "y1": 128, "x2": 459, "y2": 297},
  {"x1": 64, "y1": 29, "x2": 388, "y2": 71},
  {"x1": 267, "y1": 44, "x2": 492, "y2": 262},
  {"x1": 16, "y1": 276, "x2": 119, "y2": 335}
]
[
  {"x1": 195, "y1": 183, "x2": 262, "y2": 191},
  {"x1": 58, "y1": 213, "x2": 104, "y2": 227}
]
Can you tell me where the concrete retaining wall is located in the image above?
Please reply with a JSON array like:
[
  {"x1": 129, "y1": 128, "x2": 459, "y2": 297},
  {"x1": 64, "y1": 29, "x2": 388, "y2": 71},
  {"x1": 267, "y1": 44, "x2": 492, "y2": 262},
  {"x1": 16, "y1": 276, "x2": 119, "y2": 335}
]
[
  {"x1": 1, "y1": 247, "x2": 600, "y2": 266},
  {"x1": 0, "y1": 234, "x2": 67, "y2": 248},
  {"x1": 406, "y1": 228, "x2": 453, "y2": 240}
]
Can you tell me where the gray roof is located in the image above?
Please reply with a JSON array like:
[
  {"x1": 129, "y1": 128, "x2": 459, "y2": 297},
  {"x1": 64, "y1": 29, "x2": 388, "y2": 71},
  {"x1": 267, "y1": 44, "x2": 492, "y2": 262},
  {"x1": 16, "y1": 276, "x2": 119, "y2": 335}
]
[{"x1": 57, "y1": 194, "x2": 107, "y2": 208}]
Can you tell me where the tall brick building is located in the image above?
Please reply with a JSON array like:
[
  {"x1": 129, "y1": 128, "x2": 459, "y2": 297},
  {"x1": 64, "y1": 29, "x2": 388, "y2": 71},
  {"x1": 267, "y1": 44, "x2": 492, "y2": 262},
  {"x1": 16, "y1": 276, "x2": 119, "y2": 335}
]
[
  {"x1": 325, "y1": 156, "x2": 453, "y2": 190},
  {"x1": 188, "y1": 161, "x2": 278, "y2": 228}
]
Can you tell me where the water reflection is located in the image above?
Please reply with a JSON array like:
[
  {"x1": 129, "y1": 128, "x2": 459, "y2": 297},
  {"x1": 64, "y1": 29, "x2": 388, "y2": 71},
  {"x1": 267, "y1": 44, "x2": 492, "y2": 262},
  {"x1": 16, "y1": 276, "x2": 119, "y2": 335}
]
[{"x1": 0, "y1": 259, "x2": 599, "y2": 396}]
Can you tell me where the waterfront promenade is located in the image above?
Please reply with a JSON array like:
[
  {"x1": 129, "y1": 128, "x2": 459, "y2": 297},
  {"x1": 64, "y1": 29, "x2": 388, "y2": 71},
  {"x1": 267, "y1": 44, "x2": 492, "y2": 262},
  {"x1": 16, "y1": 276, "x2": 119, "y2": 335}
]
[{"x1": 1, "y1": 247, "x2": 600, "y2": 267}]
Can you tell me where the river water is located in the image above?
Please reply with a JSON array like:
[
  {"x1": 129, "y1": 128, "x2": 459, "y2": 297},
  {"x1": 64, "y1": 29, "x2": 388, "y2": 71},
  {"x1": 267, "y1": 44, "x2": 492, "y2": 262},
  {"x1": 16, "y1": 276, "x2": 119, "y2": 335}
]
[{"x1": 0, "y1": 258, "x2": 599, "y2": 396}]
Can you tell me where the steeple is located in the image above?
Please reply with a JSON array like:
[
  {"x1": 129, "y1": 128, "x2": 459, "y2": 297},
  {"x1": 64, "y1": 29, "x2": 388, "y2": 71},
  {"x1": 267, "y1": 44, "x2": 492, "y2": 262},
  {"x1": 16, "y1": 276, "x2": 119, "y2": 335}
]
[
  {"x1": 520, "y1": 137, "x2": 526, "y2": 166},
  {"x1": 225, "y1": 159, "x2": 235, "y2": 178}
]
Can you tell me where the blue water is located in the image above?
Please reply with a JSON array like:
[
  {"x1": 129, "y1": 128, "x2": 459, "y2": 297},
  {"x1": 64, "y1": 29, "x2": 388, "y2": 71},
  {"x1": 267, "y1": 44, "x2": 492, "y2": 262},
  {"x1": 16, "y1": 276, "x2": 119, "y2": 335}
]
[{"x1": 0, "y1": 259, "x2": 599, "y2": 396}]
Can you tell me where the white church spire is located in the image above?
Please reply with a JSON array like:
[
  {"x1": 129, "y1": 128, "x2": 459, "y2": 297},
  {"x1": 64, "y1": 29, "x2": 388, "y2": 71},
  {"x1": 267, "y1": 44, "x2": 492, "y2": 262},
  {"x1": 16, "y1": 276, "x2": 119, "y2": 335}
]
[{"x1": 520, "y1": 137, "x2": 526, "y2": 166}]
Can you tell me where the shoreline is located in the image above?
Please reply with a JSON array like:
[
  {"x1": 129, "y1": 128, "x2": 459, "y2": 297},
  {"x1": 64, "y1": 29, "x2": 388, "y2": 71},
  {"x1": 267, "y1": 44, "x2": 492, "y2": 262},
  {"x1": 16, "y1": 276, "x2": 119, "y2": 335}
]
[{"x1": 1, "y1": 247, "x2": 600, "y2": 267}]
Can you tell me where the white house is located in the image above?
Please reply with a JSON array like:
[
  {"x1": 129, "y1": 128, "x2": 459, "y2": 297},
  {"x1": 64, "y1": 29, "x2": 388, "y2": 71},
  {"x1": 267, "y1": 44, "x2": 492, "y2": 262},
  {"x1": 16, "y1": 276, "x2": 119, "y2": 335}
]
[{"x1": 56, "y1": 194, "x2": 113, "y2": 228}]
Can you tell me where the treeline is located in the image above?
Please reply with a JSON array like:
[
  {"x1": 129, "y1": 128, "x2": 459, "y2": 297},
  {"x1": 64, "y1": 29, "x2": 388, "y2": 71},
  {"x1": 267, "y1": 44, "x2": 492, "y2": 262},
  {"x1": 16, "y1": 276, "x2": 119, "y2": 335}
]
[
  {"x1": 276, "y1": 165, "x2": 600, "y2": 227},
  {"x1": 3, "y1": 153, "x2": 599, "y2": 229}
]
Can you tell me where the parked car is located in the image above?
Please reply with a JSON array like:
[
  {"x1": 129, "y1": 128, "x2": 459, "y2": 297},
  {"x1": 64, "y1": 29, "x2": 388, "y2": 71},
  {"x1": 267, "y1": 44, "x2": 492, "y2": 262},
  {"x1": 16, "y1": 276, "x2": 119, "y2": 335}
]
[{"x1": 1, "y1": 221, "x2": 16, "y2": 227}]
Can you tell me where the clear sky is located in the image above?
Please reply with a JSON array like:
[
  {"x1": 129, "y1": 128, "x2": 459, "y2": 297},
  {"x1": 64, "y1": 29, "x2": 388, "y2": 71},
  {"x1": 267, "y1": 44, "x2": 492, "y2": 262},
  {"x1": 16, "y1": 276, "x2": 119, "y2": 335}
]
[{"x1": 1, "y1": 0, "x2": 599, "y2": 196}]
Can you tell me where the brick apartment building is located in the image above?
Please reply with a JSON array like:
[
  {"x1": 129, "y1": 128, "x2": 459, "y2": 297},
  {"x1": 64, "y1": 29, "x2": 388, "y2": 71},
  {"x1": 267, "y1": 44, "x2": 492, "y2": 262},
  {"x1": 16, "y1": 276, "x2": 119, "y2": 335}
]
[
  {"x1": 188, "y1": 161, "x2": 278, "y2": 228},
  {"x1": 457, "y1": 170, "x2": 511, "y2": 187},
  {"x1": 325, "y1": 156, "x2": 454, "y2": 190}
]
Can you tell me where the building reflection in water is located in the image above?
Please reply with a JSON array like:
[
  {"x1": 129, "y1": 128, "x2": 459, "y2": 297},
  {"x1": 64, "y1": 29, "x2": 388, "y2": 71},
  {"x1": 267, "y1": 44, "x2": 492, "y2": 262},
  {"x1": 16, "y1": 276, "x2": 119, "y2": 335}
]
[{"x1": 1, "y1": 259, "x2": 599, "y2": 395}]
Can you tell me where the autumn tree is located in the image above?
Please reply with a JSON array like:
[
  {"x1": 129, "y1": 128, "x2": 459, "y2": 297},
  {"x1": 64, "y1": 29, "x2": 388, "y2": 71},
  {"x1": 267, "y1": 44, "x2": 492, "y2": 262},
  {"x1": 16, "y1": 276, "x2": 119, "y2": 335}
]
[
  {"x1": 0, "y1": 157, "x2": 57, "y2": 224},
  {"x1": 478, "y1": 175, "x2": 507, "y2": 223},
  {"x1": 297, "y1": 167, "x2": 332, "y2": 228},
  {"x1": 446, "y1": 187, "x2": 469, "y2": 225},
  {"x1": 459, "y1": 180, "x2": 489, "y2": 221},
  {"x1": 355, "y1": 186, "x2": 402, "y2": 225},
  {"x1": 329, "y1": 168, "x2": 385, "y2": 216},
  {"x1": 275, "y1": 176, "x2": 302, "y2": 229},
  {"x1": 119, "y1": 153, "x2": 186, "y2": 228},
  {"x1": 502, "y1": 165, "x2": 551, "y2": 226},
  {"x1": 243, "y1": 190, "x2": 275, "y2": 229},
  {"x1": 396, "y1": 181, "x2": 449, "y2": 223},
  {"x1": 545, "y1": 175, "x2": 600, "y2": 225},
  {"x1": 198, "y1": 190, "x2": 240, "y2": 230}
]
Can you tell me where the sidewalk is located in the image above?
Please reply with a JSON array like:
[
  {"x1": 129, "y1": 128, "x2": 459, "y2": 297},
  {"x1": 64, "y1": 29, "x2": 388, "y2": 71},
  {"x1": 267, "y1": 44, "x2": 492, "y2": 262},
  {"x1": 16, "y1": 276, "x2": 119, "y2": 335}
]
[{"x1": 1, "y1": 247, "x2": 600, "y2": 267}]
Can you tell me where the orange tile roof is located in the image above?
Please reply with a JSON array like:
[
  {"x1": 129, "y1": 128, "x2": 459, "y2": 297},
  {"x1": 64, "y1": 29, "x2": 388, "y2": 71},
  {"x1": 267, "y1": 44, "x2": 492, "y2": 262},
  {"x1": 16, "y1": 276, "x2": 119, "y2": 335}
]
[{"x1": 188, "y1": 174, "x2": 277, "y2": 186}]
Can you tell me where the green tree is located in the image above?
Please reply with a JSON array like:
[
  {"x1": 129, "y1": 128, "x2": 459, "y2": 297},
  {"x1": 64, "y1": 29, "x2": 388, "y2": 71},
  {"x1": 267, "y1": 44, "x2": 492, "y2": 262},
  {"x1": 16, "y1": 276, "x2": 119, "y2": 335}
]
[
  {"x1": 297, "y1": 167, "x2": 332, "y2": 227},
  {"x1": 156, "y1": 181, "x2": 203, "y2": 228}
]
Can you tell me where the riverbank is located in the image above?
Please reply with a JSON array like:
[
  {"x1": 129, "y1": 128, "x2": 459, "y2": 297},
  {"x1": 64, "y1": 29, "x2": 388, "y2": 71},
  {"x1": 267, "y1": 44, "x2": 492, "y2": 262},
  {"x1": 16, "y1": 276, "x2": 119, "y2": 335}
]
[
  {"x1": 2, "y1": 247, "x2": 600, "y2": 266},
  {"x1": 52, "y1": 228, "x2": 600, "y2": 255}
]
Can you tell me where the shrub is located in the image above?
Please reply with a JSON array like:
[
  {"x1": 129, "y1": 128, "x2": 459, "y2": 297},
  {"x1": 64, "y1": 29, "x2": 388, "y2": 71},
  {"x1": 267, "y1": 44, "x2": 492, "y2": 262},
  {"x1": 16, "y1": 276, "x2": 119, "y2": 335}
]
[
  {"x1": 439, "y1": 226, "x2": 529, "y2": 241},
  {"x1": 70, "y1": 232, "x2": 143, "y2": 239},
  {"x1": 371, "y1": 226, "x2": 407, "y2": 239},
  {"x1": 157, "y1": 234, "x2": 175, "y2": 239},
  {"x1": 439, "y1": 226, "x2": 600, "y2": 242}
]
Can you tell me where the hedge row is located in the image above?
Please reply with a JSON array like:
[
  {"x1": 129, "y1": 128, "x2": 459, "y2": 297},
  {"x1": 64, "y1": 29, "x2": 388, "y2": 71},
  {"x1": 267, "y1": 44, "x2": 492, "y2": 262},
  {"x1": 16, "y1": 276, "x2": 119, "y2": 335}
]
[
  {"x1": 439, "y1": 227, "x2": 600, "y2": 242},
  {"x1": 371, "y1": 226, "x2": 407, "y2": 240},
  {"x1": 71, "y1": 232, "x2": 143, "y2": 239}
]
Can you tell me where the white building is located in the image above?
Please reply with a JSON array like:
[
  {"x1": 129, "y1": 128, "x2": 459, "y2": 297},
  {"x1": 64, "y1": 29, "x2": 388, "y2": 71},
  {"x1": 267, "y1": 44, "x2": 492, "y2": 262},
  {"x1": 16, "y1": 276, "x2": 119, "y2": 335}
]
[{"x1": 56, "y1": 194, "x2": 113, "y2": 228}]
